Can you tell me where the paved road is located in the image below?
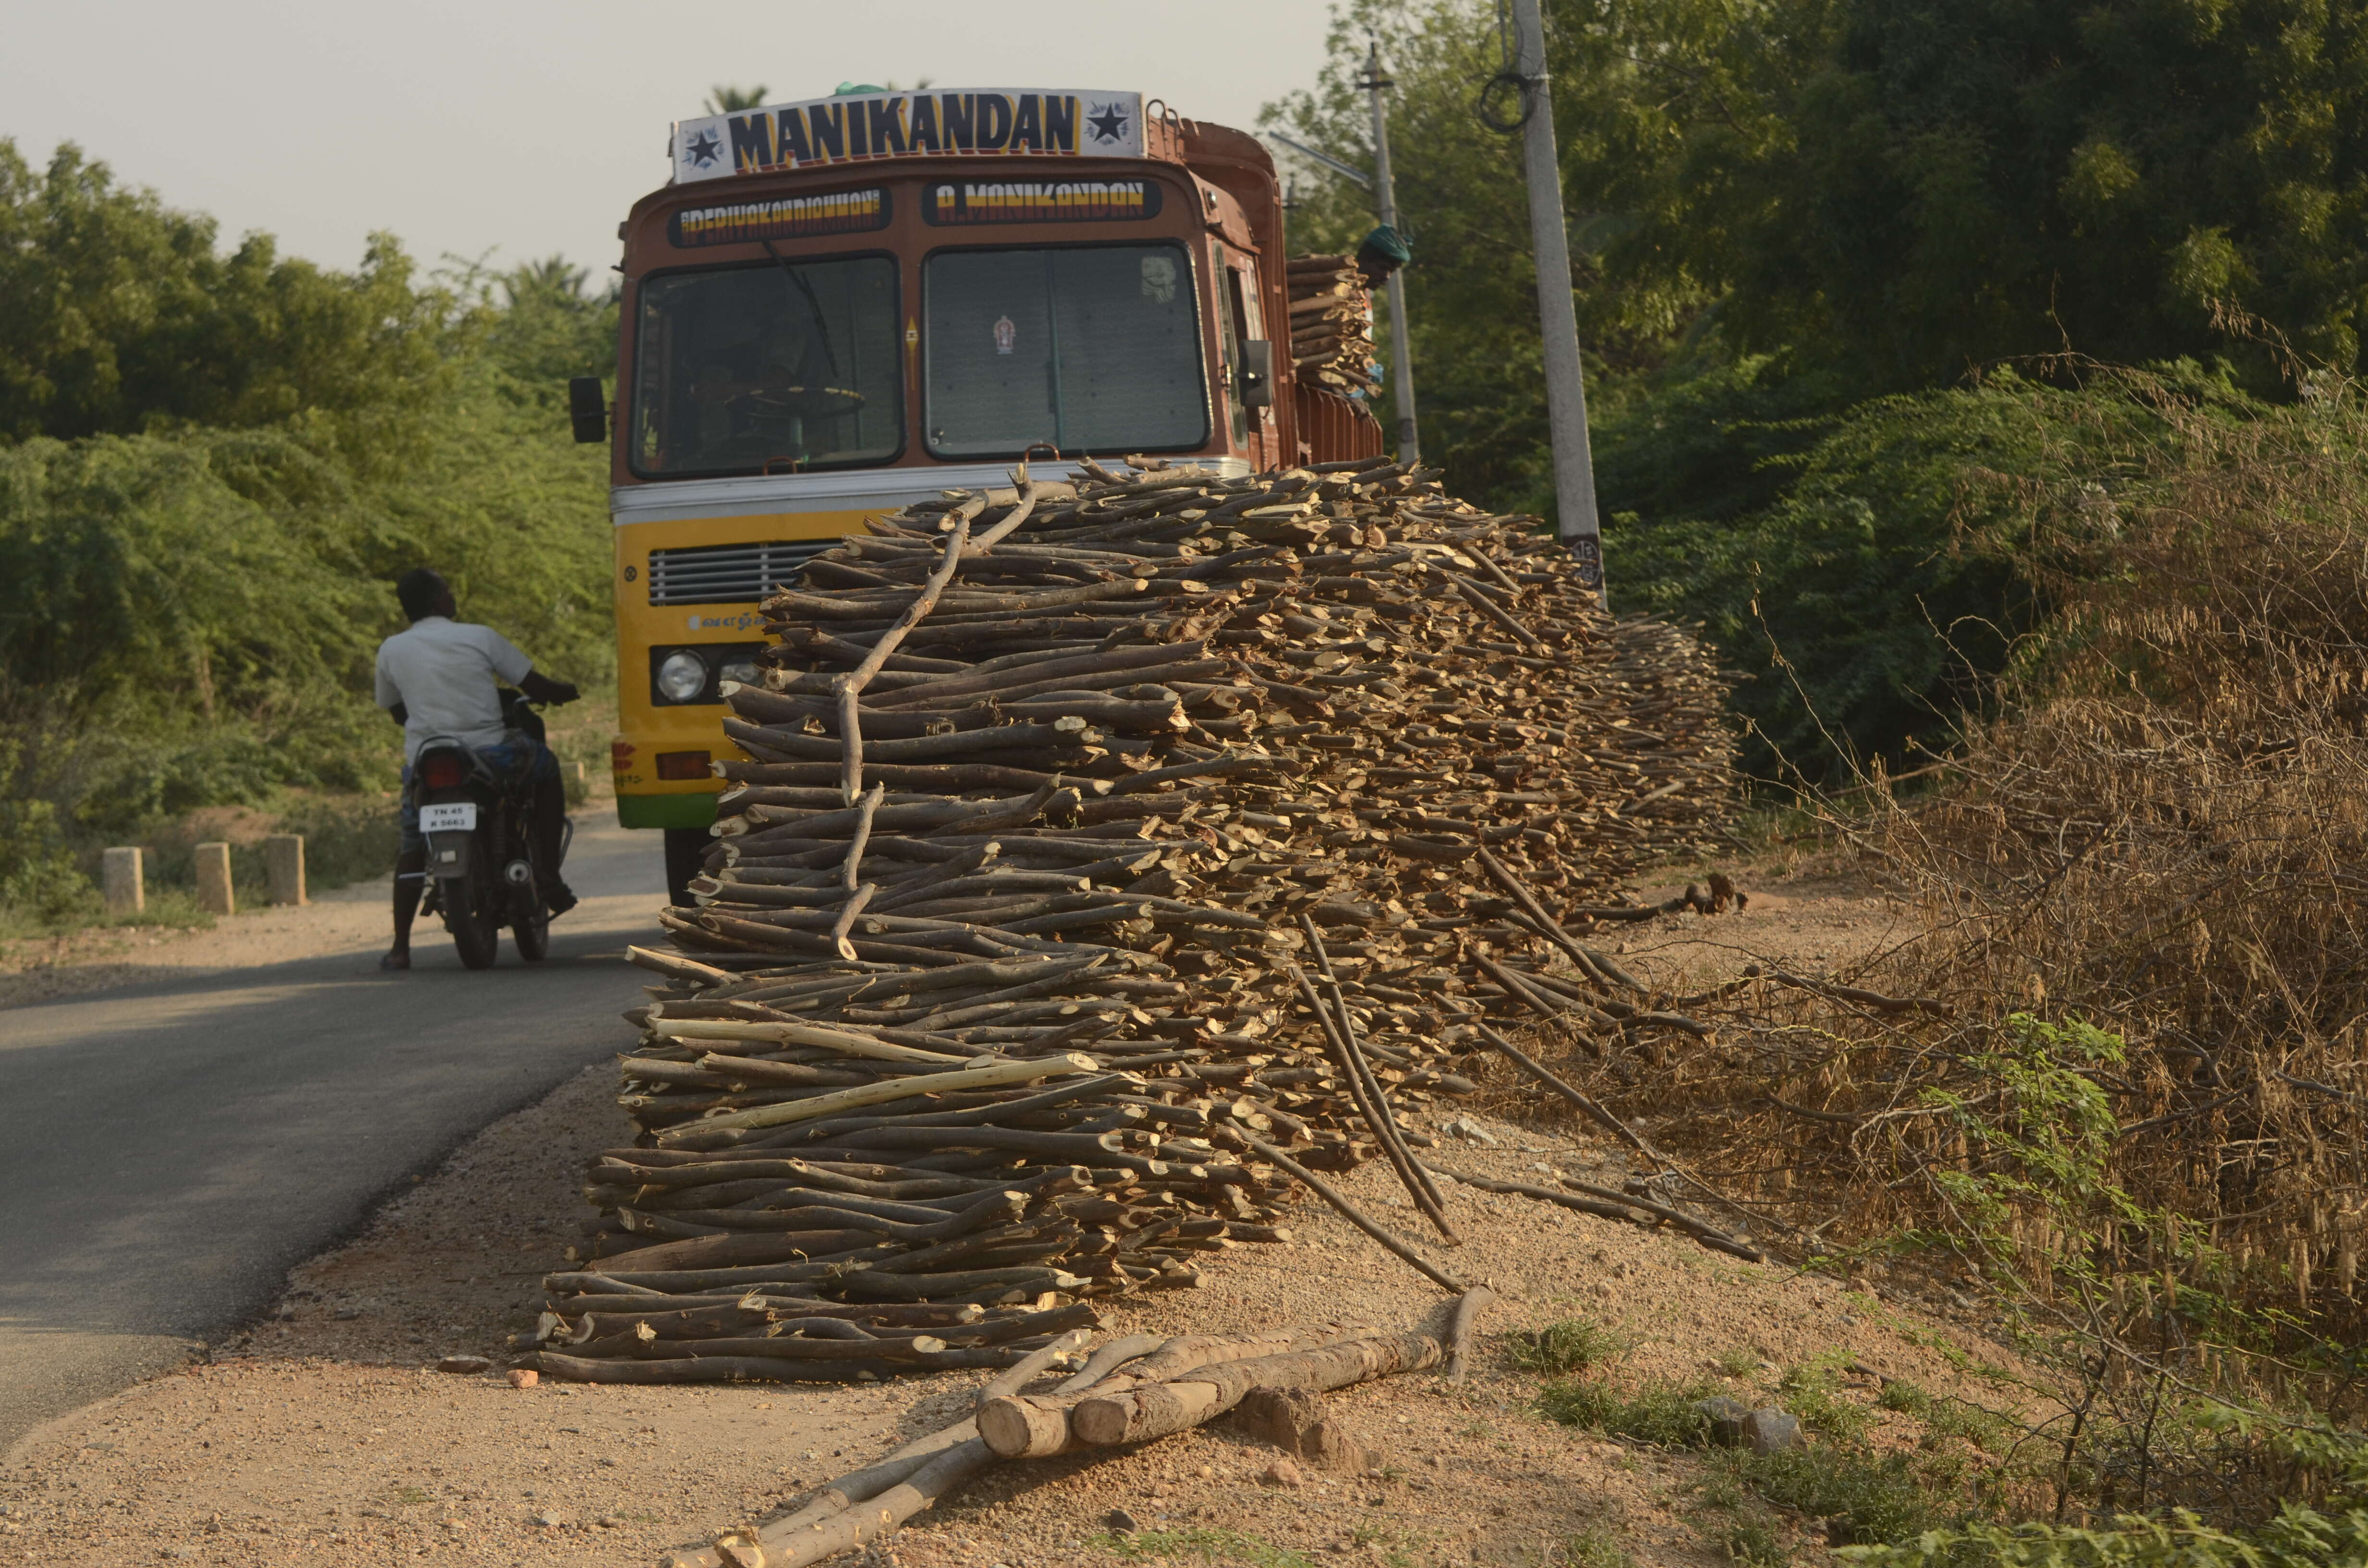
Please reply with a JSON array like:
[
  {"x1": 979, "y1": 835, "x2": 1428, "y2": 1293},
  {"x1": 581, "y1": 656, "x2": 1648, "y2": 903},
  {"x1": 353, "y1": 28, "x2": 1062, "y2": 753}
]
[{"x1": 0, "y1": 820, "x2": 668, "y2": 1453}]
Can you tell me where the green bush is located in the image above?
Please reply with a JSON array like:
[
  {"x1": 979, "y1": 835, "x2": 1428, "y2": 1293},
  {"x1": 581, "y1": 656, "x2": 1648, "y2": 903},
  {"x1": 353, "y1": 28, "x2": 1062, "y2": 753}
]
[
  {"x1": 1836, "y1": 1500, "x2": 2368, "y2": 1568},
  {"x1": 1507, "y1": 1318, "x2": 1633, "y2": 1376},
  {"x1": 1540, "y1": 1369, "x2": 1961, "y2": 1548},
  {"x1": 1537, "y1": 1374, "x2": 1725, "y2": 1447},
  {"x1": 1729, "y1": 1446, "x2": 1938, "y2": 1547}
]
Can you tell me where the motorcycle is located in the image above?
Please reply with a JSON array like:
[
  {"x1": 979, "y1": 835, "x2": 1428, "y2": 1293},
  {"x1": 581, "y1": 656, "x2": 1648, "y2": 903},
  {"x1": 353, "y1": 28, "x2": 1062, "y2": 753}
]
[{"x1": 411, "y1": 690, "x2": 572, "y2": 969}]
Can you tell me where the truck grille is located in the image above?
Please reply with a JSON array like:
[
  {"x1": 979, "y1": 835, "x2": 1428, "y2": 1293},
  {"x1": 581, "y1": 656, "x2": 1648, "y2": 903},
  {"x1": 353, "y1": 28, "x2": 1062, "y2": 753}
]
[{"x1": 647, "y1": 540, "x2": 834, "y2": 606}]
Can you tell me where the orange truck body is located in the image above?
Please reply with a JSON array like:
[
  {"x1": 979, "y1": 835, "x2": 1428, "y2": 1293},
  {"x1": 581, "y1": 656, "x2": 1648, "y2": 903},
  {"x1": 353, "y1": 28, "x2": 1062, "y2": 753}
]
[{"x1": 602, "y1": 89, "x2": 1382, "y2": 834}]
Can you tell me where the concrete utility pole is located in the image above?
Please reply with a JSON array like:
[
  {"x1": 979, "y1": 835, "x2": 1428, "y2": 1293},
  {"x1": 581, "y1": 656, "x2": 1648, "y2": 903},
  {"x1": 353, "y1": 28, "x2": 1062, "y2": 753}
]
[
  {"x1": 1508, "y1": 0, "x2": 1603, "y2": 595},
  {"x1": 1362, "y1": 43, "x2": 1420, "y2": 464}
]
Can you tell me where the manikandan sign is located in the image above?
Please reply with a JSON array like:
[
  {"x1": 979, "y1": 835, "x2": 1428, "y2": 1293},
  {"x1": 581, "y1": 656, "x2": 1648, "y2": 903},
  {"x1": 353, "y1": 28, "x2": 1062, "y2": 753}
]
[{"x1": 673, "y1": 90, "x2": 1145, "y2": 185}]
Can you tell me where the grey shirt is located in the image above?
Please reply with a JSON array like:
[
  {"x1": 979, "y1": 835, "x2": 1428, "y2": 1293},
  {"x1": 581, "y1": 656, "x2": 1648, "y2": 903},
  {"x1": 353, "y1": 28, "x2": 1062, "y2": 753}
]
[{"x1": 373, "y1": 616, "x2": 533, "y2": 764}]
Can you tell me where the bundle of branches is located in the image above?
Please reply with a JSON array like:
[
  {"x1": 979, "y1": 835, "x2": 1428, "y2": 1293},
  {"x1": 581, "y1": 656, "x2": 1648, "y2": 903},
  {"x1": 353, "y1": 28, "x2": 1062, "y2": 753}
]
[
  {"x1": 533, "y1": 454, "x2": 1742, "y2": 1382},
  {"x1": 1285, "y1": 255, "x2": 1379, "y2": 394}
]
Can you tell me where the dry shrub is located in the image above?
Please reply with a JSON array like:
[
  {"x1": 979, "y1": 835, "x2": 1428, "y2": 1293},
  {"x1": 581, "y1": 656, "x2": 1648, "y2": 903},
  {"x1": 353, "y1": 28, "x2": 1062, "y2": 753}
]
[{"x1": 1511, "y1": 370, "x2": 2368, "y2": 1521}]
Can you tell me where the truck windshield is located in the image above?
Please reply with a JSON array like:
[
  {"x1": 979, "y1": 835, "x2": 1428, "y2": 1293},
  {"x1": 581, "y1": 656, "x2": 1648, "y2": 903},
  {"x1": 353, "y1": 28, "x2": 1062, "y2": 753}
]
[
  {"x1": 924, "y1": 243, "x2": 1206, "y2": 457},
  {"x1": 632, "y1": 256, "x2": 900, "y2": 476}
]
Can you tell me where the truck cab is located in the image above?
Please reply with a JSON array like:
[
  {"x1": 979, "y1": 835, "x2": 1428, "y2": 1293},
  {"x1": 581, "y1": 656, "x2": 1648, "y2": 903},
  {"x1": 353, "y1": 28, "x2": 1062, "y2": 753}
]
[{"x1": 591, "y1": 87, "x2": 1381, "y2": 894}]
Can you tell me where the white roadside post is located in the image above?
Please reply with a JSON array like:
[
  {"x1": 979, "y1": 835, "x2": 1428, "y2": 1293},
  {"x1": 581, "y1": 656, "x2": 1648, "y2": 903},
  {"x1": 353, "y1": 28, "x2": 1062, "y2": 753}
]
[
  {"x1": 1508, "y1": 0, "x2": 1605, "y2": 600},
  {"x1": 264, "y1": 834, "x2": 307, "y2": 906},
  {"x1": 101, "y1": 847, "x2": 144, "y2": 916},
  {"x1": 194, "y1": 842, "x2": 235, "y2": 917}
]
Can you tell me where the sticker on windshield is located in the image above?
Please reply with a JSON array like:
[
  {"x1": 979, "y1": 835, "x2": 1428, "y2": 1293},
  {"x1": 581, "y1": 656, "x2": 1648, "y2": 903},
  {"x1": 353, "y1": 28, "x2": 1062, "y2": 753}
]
[
  {"x1": 993, "y1": 316, "x2": 1017, "y2": 355},
  {"x1": 669, "y1": 187, "x2": 892, "y2": 247}
]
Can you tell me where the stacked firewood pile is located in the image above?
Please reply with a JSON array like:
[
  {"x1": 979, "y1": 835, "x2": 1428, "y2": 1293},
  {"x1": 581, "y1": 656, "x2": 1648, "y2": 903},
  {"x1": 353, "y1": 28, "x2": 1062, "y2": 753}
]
[
  {"x1": 1285, "y1": 255, "x2": 1379, "y2": 395},
  {"x1": 528, "y1": 454, "x2": 1741, "y2": 1384}
]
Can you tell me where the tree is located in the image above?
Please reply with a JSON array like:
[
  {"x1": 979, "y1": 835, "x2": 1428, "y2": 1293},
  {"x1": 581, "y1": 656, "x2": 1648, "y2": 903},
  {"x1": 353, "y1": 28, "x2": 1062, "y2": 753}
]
[
  {"x1": 483, "y1": 255, "x2": 620, "y2": 387},
  {"x1": 706, "y1": 85, "x2": 770, "y2": 113},
  {"x1": 0, "y1": 141, "x2": 449, "y2": 465},
  {"x1": 1681, "y1": 0, "x2": 2368, "y2": 394}
]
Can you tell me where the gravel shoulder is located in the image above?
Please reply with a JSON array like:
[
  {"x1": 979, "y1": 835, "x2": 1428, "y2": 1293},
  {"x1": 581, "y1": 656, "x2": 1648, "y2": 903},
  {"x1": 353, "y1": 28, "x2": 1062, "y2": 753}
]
[
  {"x1": 0, "y1": 874, "x2": 402, "y2": 1010},
  {"x1": 1, "y1": 868, "x2": 2016, "y2": 1568}
]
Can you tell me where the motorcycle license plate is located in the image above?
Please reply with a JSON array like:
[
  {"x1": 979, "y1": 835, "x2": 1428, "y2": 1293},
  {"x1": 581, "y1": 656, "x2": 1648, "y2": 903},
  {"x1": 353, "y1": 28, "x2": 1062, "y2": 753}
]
[{"x1": 419, "y1": 802, "x2": 479, "y2": 833}]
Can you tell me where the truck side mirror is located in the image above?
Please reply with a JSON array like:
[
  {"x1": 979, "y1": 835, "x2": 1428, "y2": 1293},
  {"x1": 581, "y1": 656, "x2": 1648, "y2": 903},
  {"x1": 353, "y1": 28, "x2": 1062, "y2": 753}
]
[
  {"x1": 568, "y1": 377, "x2": 608, "y2": 444},
  {"x1": 1238, "y1": 340, "x2": 1275, "y2": 409}
]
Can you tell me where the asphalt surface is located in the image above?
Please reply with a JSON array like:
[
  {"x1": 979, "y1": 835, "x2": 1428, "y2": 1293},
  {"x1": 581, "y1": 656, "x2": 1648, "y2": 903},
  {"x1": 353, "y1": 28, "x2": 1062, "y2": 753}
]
[{"x1": 0, "y1": 819, "x2": 668, "y2": 1454}]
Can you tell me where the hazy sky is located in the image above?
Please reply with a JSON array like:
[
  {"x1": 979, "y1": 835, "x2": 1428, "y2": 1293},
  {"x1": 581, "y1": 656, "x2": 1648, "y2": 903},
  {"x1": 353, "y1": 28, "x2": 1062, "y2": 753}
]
[{"x1": 3, "y1": 0, "x2": 1344, "y2": 279}]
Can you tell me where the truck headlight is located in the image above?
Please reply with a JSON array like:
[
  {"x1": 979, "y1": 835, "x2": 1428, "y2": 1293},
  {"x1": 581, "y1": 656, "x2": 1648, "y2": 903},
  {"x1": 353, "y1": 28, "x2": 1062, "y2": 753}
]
[{"x1": 655, "y1": 649, "x2": 709, "y2": 703}]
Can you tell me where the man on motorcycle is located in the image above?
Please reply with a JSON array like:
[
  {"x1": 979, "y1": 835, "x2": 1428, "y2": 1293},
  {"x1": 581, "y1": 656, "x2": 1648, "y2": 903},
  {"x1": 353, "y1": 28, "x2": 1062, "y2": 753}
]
[{"x1": 376, "y1": 568, "x2": 580, "y2": 971}]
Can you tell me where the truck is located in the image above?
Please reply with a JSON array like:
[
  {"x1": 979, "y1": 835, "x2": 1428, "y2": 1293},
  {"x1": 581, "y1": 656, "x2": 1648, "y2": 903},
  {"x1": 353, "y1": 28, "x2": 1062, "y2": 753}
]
[{"x1": 573, "y1": 86, "x2": 1384, "y2": 902}]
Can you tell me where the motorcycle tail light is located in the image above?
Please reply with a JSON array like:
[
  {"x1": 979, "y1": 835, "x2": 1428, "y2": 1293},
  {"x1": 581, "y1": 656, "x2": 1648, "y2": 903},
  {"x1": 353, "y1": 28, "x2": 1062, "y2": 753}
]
[{"x1": 419, "y1": 752, "x2": 468, "y2": 790}]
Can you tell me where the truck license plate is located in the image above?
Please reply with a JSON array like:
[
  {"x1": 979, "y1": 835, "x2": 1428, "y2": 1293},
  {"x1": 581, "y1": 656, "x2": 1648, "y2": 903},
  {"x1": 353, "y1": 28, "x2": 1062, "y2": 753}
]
[{"x1": 419, "y1": 802, "x2": 479, "y2": 833}]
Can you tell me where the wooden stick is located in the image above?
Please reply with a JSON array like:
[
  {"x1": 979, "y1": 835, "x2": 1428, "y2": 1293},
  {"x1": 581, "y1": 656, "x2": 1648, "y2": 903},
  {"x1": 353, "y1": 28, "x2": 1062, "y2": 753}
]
[
  {"x1": 651, "y1": 1018, "x2": 969, "y2": 1065},
  {"x1": 1444, "y1": 571, "x2": 1544, "y2": 649},
  {"x1": 976, "y1": 1323, "x2": 1385, "y2": 1458},
  {"x1": 1069, "y1": 1326, "x2": 1448, "y2": 1446},
  {"x1": 662, "y1": 1054, "x2": 1099, "y2": 1137},
  {"x1": 1424, "y1": 1163, "x2": 1764, "y2": 1262},
  {"x1": 974, "y1": 1326, "x2": 1093, "y2": 1403},
  {"x1": 838, "y1": 498, "x2": 983, "y2": 799},
  {"x1": 829, "y1": 883, "x2": 877, "y2": 961},
  {"x1": 1283, "y1": 955, "x2": 1457, "y2": 1245},
  {"x1": 1475, "y1": 956, "x2": 1590, "y2": 1029},
  {"x1": 1296, "y1": 918, "x2": 1450, "y2": 1216},
  {"x1": 1237, "y1": 1133, "x2": 1467, "y2": 1294},
  {"x1": 1444, "y1": 1285, "x2": 1498, "y2": 1382},
  {"x1": 965, "y1": 470, "x2": 1043, "y2": 555},
  {"x1": 1470, "y1": 1021, "x2": 1660, "y2": 1160},
  {"x1": 1475, "y1": 849, "x2": 1645, "y2": 993},
  {"x1": 628, "y1": 945, "x2": 732, "y2": 986},
  {"x1": 839, "y1": 783, "x2": 885, "y2": 890}
]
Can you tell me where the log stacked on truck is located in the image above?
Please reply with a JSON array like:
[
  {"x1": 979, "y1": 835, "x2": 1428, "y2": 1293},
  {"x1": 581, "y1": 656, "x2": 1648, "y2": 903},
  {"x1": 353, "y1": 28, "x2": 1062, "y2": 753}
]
[
  {"x1": 528, "y1": 454, "x2": 1737, "y2": 1384},
  {"x1": 1285, "y1": 255, "x2": 1380, "y2": 396}
]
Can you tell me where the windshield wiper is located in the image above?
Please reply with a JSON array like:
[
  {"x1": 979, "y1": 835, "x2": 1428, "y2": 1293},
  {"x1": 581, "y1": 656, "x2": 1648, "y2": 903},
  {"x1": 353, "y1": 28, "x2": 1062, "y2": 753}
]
[{"x1": 761, "y1": 240, "x2": 843, "y2": 379}]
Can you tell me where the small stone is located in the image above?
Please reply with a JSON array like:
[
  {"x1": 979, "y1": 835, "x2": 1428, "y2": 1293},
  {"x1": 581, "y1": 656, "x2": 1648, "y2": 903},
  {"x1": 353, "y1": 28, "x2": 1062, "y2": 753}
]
[
  {"x1": 1235, "y1": 1385, "x2": 1323, "y2": 1453},
  {"x1": 597, "y1": 1516, "x2": 625, "y2": 1529},
  {"x1": 1744, "y1": 1409, "x2": 1803, "y2": 1454},
  {"x1": 1694, "y1": 1396, "x2": 1752, "y2": 1447},
  {"x1": 333, "y1": 1307, "x2": 361, "y2": 1320},
  {"x1": 507, "y1": 1369, "x2": 539, "y2": 1389},
  {"x1": 1262, "y1": 1456, "x2": 1306, "y2": 1489},
  {"x1": 533, "y1": 1511, "x2": 564, "y2": 1528},
  {"x1": 1300, "y1": 1416, "x2": 1368, "y2": 1475},
  {"x1": 436, "y1": 1355, "x2": 491, "y2": 1375},
  {"x1": 1105, "y1": 1508, "x2": 1140, "y2": 1533}
]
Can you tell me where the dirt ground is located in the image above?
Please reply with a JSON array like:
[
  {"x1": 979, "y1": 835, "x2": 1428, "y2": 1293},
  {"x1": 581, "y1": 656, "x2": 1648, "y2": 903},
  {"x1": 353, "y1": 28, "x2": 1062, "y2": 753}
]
[{"x1": 0, "y1": 863, "x2": 2011, "y2": 1568}]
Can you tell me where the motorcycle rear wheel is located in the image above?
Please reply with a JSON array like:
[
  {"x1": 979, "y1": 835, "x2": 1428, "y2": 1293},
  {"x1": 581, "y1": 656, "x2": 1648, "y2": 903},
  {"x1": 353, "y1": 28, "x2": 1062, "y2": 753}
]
[
  {"x1": 445, "y1": 874, "x2": 502, "y2": 970},
  {"x1": 511, "y1": 882, "x2": 550, "y2": 962}
]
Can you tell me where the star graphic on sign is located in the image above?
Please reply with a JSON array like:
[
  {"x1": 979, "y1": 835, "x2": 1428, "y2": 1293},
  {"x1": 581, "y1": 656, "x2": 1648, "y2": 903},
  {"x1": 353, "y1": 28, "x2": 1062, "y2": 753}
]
[
  {"x1": 1085, "y1": 101, "x2": 1131, "y2": 144},
  {"x1": 685, "y1": 129, "x2": 722, "y2": 167}
]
